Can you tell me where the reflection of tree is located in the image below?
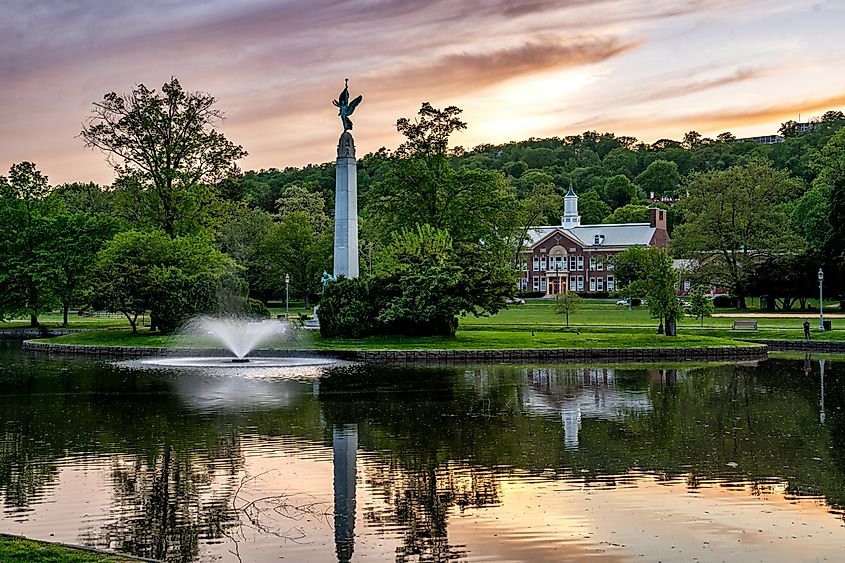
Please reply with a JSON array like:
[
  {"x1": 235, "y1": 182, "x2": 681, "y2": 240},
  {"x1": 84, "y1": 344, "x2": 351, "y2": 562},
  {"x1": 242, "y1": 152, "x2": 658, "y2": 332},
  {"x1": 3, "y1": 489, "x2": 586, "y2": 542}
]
[
  {"x1": 364, "y1": 460, "x2": 496, "y2": 561},
  {"x1": 0, "y1": 430, "x2": 59, "y2": 508},
  {"x1": 85, "y1": 432, "x2": 243, "y2": 562}
]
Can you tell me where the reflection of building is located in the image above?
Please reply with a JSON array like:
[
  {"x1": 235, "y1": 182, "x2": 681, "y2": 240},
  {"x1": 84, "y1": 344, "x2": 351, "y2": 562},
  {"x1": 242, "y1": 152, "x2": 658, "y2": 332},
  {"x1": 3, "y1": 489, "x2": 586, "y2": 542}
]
[
  {"x1": 522, "y1": 185, "x2": 669, "y2": 297},
  {"x1": 521, "y1": 368, "x2": 654, "y2": 449},
  {"x1": 333, "y1": 425, "x2": 357, "y2": 563}
]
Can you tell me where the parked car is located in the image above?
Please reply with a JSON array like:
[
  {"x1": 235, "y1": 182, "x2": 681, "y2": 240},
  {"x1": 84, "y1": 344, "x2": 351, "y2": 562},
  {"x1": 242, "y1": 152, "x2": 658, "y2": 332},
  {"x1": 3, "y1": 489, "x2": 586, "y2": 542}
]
[
  {"x1": 616, "y1": 299, "x2": 629, "y2": 306},
  {"x1": 506, "y1": 297, "x2": 526, "y2": 305},
  {"x1": 616, "y1": 298, "x2": 643, "y2": 306}
]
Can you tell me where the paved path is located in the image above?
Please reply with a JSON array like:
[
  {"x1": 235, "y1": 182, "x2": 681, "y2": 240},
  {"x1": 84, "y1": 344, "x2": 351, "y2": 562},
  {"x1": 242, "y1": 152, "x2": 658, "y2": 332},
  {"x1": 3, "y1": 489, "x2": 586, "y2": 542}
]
[{"x1": 712, "y1": 312, "x2": 845, "y2": 318}]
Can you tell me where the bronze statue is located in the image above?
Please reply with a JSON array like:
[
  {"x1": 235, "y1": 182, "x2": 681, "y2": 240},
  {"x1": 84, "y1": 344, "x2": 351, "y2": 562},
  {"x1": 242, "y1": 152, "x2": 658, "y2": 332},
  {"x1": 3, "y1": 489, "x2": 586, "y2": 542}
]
[{"x1": 333, "y1": 78, "x2": 362, "y2": 131}]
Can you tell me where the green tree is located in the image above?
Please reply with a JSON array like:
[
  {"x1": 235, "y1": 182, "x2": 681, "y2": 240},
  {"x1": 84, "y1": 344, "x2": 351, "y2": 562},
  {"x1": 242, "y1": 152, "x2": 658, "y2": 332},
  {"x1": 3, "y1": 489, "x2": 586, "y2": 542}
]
[
  {"x1": 672, "y1": 160, "x2": 803, "y2": 308},
  {"x1": 554, "y1": 291, "x2": 581, "y2": 327},
  {"x1": 40, "y1": 211, "x2": 120, "y2": 326},
  {"x1": 817, "y1": 129, "x2": 845, "y2": 302},
  {"x1": 635, "y1": 159, "x2": 680, "y2": 197},
  {"x1": 80, "y1": 78, "x2": 247, "y2": 236},
  {"x1": 579, "y1": 189, "x2": 611, "y2": 224},
  {"x1": 262, "y1": 211, "x2": 332, "y2": 307},
  {"x1": 92, "y1": 231, "x2": 239, "y2": 332},
  {"x1": 218, "y1": 208, "x2": 276, "y2": 300},
  {"x1": 610, "y1": 247, "x2": 680, "y2": 333},
  {"x1": 371, "y1": 224, "x2": 467, "y2": 336},
  {"x1": 686, "y1": 288, "x2": 714, "y2": 327},
  {"x1": 365, "y1": 103, "x2": 520, "y2": 320},
  {"x1": 604, "y1": 174, "x2": 637, "y2": 209},
  {"x1": 0, "y1": 162, "x2": 58, "y2": 326},
  {"x1": 602, "y1": 204, "x2": 648, "y2": 224}
]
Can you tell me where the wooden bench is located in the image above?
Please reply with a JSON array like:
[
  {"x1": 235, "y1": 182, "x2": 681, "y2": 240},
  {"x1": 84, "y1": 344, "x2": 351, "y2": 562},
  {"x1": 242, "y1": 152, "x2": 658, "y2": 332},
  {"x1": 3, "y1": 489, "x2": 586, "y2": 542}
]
[{"x1": 732, "y1": 320, "x2": 758, "y2": 331}]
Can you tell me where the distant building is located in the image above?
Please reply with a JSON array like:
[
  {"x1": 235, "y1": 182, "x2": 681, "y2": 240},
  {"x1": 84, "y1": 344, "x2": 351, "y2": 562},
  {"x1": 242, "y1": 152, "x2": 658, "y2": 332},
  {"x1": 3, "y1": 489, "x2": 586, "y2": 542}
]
[
  {"x1": 737, "y1": 134, "x2": 784, "y2": 144},
  {"x1": 520, "y1": 184, "x2": 669, "y2": 296}
]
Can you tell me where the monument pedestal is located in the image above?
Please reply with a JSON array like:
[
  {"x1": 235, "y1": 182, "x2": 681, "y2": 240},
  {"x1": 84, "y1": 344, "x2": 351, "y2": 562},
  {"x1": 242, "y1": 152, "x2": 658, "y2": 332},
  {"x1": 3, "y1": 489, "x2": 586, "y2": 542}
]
[{"x1": 333, "y1": 131, "x2": 359, "y2": 278}]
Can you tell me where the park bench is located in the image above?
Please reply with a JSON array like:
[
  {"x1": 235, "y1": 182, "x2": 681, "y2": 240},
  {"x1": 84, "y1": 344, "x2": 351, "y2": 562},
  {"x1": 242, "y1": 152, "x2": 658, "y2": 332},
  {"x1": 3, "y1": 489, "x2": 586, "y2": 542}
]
[{"x1": 732, "y1": 320, "x2": 758, "y2": 331}]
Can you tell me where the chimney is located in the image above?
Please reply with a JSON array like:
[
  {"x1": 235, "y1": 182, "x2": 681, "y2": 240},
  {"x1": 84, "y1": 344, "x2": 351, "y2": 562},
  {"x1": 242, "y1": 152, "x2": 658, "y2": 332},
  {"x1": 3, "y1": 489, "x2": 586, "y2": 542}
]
[{"x1": 649, "y1": 207, "x2": 667, "y2": 230}]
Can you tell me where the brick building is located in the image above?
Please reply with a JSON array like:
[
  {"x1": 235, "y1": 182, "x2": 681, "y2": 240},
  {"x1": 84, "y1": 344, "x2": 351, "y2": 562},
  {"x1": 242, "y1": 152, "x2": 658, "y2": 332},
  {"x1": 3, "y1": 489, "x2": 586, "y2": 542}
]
[{"x1": 520, "y1": 185, "x2": 669, "y2": 296}]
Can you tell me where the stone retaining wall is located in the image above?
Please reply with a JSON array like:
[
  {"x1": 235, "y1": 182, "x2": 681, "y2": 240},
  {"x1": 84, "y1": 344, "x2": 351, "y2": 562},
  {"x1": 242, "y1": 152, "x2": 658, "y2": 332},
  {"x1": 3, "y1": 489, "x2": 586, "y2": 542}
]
[
  {"x1": 21, "y1": 340, "x2": 767, "y2": 363},
  {"x1": 1, "y1": 329, "x2": 71, "y2": 340},
  {"x1": 747, "y1": 339, "x2": 845, "y2": 353}
]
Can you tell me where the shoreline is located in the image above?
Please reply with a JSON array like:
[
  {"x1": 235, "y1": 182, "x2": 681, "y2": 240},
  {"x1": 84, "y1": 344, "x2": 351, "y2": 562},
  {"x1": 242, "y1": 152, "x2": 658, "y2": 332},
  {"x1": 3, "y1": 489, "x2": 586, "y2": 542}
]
[{"x1": 21, "y1": 340, "x2": 769, "y2": 363}]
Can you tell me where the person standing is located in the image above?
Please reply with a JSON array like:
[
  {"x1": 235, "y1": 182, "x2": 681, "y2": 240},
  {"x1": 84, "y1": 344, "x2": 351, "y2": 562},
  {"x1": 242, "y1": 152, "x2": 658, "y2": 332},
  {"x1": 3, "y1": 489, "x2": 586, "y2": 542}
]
[{"x1": 803, "y1": 319, "x2": 811, "y2": 340}]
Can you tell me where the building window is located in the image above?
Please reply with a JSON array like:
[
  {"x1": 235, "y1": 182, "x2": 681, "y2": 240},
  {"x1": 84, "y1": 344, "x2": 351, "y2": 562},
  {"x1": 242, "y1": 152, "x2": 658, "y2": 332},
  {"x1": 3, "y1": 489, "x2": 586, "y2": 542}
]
[
  {"x1": 577, "y1": 276, "x2": 584, "y2": 291},
  {"x1": 533, "y1": 276, "x2": 539, "y2": 291},
  {"x1": 540, "y1": 277, "x2": 547, "y2": 292},
  {"x1": 607, "y1": 276, "x2": 615, "y2": 291},
  {"x1": 589, "y1": 278, "x2": 596, "y2": 292},
  {"x1": 607, "y1": 262, "x2": 614, "y2": 271},
  {"x1": 597, "y1": 277, "x2": 604, "y2": 291},
  {"x1": 569, "y1": 256, "x2": 576, "y2": 270},
  {"x1": 684, "y1": 280, "x2": 691, "y2": 292},
  {"x1": 577, "y1": 256, "x2": 584, "y2": 270},
  {"x1": 552, "y1": 255, "x2": 564, "y2": 271},
  {"x1": 589, "y1": 257, "x2": 596, "y2": 271},
  {"x1": 521, "y1": 278, "x2": 528, "y2": 290},
  {"x1": 533, "y1": 256, "x2": 539, "y2": 271},
  {"x1": 597, "y1": 258, "x2": 604, "y2": 271},
  {"x1": 570, "y1": 275, "x2": 576, "y2": 289},
  {"x1": 540, "y1": 256, "x2": 547, "y2": 271},
  {"x1": 520, "y1": 259, "x2": 528, "y2": 271}
]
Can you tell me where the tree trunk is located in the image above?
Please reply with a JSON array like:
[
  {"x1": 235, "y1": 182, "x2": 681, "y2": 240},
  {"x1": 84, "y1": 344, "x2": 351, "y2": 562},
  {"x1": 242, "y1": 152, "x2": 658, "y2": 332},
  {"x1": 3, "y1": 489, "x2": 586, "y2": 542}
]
[
  {"x1": 63, "y1": 303, "x2": 70, "y2": 327},
  {"x1": 665, "y1": 317, "x2": 677, "y2": 336},
  {"x1": 30, "y1": 314, "x2": 39, "y2": 328},
  {"x1": 735, "y1": 287, "x2": 747, "y2": 309}
]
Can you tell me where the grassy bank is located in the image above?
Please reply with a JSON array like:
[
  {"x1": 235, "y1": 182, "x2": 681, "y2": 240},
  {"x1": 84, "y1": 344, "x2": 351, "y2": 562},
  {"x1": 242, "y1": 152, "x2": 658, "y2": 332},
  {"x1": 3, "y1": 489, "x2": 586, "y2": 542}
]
[
  {"x1": 0, "y1": 535, "x2": 136, "y2": 562},
  {"x1": 22, "y1": 298, "x2": 841, "y2": 350},
  {"x1": 33, "y1": 326, "x2": 753, "y2": 350}
]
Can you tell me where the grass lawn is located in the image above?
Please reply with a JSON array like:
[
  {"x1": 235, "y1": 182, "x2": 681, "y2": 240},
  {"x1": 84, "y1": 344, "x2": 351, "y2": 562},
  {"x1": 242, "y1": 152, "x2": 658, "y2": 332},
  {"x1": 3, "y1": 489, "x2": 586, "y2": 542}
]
[
  {"x1": 0, "y1": 535, "x2": 135, "y2": 562},
  {"x1": 25, "y1": 298, "x2": 839, "y2": 350},
  {"x1": 36, "y1": 325, "x2": 752, "y2": 350}
]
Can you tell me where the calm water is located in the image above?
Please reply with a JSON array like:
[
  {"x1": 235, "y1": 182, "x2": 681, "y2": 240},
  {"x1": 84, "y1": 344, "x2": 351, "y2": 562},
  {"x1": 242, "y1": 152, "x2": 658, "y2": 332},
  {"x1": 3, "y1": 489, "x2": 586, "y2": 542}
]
[{"x1": 1, "y1": 342, "x2": 844, "y2": 562}]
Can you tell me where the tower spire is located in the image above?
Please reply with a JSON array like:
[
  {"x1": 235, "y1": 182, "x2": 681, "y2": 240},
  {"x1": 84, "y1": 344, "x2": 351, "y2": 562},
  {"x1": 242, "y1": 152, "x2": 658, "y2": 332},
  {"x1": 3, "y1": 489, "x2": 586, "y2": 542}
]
[{"x1": 562, "y1": 181, "x2": 581, "y2": 229}]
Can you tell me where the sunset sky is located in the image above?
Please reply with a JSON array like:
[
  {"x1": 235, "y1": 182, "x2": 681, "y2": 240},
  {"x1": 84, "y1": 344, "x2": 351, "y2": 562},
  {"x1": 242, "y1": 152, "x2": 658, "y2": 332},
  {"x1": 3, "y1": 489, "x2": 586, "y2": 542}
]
[{"x1": 2, "y1": 0, "x2": 844, "y2": 185}]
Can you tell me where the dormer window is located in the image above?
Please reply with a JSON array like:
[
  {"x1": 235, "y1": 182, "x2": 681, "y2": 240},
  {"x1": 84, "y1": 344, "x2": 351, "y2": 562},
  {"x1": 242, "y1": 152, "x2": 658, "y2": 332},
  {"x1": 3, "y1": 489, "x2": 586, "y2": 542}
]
[{"x1": 594, "y1": 234, "x2": 605, "y2": 245}]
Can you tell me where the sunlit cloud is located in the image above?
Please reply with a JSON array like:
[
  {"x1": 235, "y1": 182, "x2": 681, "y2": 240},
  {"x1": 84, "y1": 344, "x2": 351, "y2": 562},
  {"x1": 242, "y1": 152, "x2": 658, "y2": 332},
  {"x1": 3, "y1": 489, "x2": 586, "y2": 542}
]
[{"x1": 1, "y1": 0, "x2": 844, "y2": 183}]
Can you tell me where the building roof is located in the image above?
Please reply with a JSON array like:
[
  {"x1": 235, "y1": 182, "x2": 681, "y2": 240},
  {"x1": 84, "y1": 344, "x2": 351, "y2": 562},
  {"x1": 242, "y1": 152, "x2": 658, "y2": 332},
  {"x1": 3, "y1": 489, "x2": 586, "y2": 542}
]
[{"x1": 527, "y1": 222, "x2": 656, "y2": 249}]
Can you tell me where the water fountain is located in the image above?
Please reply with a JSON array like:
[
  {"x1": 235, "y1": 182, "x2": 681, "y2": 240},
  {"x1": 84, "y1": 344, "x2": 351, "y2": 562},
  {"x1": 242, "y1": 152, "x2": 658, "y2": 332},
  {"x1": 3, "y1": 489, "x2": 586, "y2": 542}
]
[{"x1": 131, "y1": 316, "x2": 343, "y2": 370}]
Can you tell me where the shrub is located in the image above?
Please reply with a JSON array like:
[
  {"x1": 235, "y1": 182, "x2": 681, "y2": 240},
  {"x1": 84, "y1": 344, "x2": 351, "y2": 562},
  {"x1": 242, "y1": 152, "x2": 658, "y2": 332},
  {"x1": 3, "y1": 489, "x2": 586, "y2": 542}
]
[
  {"x1": 244, "y1": 298, "x2": 270, "y2": 318},
  {"x1": 318, "y1": 276, "x2": 375, "y2": 338},
  {"x1": 712, "y1": 294, "x2": 734, "y2": 308},
  {"x1": 519, "y1": 290, "x2": 545, "y2": 298}
]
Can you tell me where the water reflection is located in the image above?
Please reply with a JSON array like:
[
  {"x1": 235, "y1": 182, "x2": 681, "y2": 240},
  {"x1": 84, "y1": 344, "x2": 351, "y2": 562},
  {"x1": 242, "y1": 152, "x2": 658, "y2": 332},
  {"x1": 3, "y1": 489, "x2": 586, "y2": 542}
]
[{"x1": 2, "y1": 343, "x2": 845, "y2": 562}]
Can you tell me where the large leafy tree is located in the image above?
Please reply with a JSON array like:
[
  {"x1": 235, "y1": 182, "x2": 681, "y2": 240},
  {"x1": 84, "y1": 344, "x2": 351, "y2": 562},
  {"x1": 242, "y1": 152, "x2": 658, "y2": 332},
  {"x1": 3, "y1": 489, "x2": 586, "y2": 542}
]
[
  {"x1": 92, "y1": 231, "x2": 239, "y2": 332},
  {"x1": 0, "y1": 162, "x2": 58, "y2": 326},
  {"x1": 80, "y1": 78, "x2": 247, "y2": 236},
  {"x1": 365, "y1": 103, "x2": 520, "y2": 318},
  {"x1": 673, "y1": 159, "x2": 803, "y2": 308},
  {"x1": 818, "y1": 129, "x2": 845, "y2": 303},
  {"x1": 611, "y1": 247, "x2": 681, "y2": 335},
  {"x1": 635, "y1": 159, "x2": 680, "y2": 197},
  {"x1": 40, "y1": 211, "x2": 120, "y2": 326}
]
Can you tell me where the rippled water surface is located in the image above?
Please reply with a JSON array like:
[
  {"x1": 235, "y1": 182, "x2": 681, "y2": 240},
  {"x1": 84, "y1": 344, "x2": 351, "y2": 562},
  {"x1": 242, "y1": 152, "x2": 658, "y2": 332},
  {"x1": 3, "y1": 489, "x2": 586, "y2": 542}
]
[{"x1": 2, "y1": 342, "x2": 844, "y2": 562}]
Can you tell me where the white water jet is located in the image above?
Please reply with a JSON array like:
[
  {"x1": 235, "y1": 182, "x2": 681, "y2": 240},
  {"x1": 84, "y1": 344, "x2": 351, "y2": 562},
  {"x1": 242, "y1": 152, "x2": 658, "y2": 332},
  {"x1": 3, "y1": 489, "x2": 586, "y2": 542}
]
[{"x1": 178, "y1": 316, "x2": 294, "y2": 359}]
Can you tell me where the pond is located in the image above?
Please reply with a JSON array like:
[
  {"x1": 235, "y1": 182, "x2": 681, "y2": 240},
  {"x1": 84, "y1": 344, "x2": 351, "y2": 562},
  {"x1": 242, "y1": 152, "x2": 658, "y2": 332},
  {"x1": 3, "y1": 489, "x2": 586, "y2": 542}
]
[{"x1": 1, "y1": 342, "x2": 844, "y2": 562}]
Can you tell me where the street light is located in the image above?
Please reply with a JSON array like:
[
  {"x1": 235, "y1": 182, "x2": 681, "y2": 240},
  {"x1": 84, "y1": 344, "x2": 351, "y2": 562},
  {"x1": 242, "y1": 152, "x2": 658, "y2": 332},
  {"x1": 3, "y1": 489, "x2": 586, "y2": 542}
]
[
  {"x1": 818, "y1": 268, "x2": 825, "y2": 332},
  {"x1": 284, "y1": 273, "x2": 290, "y2": 320}
]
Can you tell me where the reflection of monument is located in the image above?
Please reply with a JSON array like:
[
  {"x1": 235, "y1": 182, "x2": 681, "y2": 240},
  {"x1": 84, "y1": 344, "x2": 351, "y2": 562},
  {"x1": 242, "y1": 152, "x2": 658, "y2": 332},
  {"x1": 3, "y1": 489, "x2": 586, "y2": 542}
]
[
  {"x1": 332, "y1": 80, "x2": 361, "y2": 278},
  {"x1": 333, "y1": 424, "x2": 357, "y2": 563}
]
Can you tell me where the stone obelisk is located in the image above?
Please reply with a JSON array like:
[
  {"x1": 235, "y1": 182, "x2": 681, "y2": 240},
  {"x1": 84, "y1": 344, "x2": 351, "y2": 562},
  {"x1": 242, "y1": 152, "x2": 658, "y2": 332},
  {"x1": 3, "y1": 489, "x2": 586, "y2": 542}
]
[{"x1": 333, "y1": 131, "x2": 359, "y2": 278}]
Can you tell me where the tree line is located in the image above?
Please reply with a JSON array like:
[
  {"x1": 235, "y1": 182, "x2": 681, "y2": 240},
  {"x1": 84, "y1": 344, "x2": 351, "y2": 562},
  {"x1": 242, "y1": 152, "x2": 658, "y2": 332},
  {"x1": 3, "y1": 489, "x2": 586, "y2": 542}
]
[{"x1": 2, "y1": 77, "x2": 844, "y2": 333}]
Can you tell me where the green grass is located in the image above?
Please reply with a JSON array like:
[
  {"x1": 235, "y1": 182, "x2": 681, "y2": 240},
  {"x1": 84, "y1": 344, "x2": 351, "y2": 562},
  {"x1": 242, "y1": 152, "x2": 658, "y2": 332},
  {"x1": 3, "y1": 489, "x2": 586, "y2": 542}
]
[
  {"x1": 0, "y1": 535, "x2": 134, "y2": 562},
  {"x1": 27, "y1": 298, "x2": 840, "y2": 350},
  {"x1": 37, "y1": 325, "x2": 753, "y2": 350}
]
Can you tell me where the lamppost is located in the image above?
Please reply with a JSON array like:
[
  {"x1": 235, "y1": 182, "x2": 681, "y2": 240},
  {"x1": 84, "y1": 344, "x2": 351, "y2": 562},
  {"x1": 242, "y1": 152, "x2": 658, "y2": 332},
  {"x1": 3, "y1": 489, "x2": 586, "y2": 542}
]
[
  {"x1": 818, "y1": 268, "x2": 825, "y2": 332},
  {"x1": 284, "y1": 273, "x2": 290, "y2": 320},
  {"x1": 820, "y1": 357, "x2": 826, "y2": 424}
]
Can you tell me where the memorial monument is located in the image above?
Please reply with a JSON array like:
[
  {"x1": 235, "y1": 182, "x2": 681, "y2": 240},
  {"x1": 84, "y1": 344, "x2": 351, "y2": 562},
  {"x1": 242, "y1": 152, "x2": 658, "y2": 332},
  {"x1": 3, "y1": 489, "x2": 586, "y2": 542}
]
[{"x1": 332, "y1": 79, "x2": 362, "y2": 278}]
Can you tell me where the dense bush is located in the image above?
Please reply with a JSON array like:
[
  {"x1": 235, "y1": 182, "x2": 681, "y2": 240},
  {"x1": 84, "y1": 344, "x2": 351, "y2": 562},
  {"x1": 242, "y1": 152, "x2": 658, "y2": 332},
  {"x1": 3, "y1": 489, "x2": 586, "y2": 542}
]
[
  {"x1": 712, "y1": 294, "x2": 735, "y2": 308},
  {"x1": 519, "y1": 290, "x2": 545, "y2": 298},
  {"x1": 244, "y1": 297, "x2": 270, "y2": 318},
  {"x1": 318, "y1": 276, "x2": 375, "y2": 338}
]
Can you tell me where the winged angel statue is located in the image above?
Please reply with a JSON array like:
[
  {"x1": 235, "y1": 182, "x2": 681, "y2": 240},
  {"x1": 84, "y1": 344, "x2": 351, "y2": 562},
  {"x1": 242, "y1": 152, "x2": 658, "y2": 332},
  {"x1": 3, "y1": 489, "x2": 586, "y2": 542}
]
[{"x1": 332, "y1": 78, "x2": 363, "y2": 131}]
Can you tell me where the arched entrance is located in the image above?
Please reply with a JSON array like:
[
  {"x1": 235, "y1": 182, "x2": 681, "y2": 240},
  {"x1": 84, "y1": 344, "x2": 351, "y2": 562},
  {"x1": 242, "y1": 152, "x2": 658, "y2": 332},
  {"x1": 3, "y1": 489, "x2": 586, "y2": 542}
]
[{"x1": 546, "y1": 245, "x2": 568, "y2": 297}]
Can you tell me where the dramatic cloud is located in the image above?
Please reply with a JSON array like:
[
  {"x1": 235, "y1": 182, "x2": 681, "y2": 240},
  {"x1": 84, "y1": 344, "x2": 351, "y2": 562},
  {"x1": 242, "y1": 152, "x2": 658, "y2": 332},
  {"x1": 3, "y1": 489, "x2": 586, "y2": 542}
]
[{"x1": 0, "y1": 0, "x2": 843, "y2": 183}]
